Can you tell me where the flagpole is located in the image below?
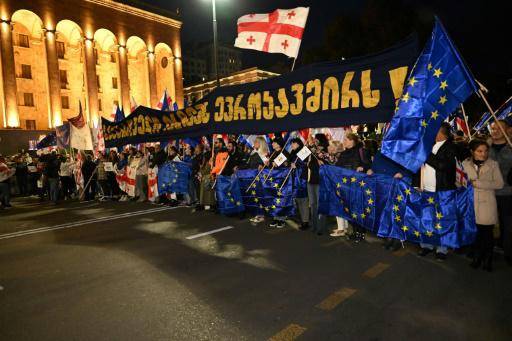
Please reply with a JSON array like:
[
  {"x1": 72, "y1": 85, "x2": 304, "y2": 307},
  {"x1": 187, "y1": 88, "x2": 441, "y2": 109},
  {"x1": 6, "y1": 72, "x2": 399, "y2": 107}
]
[
  {"x1": 291, "y1": 58, "x2": 297, "y2": 72},
  {"x1": 478, "y1": 90, "x2": 512, "y2": 148},
  {"x1": 245, "y1": 150, "x2": 277, "y2": 193},
  {"x1": 460, "y1": 104, "x2": 472, "y2": 141},
  {"x1": 471, "y1": 95, "x2": 512, "y2": 137}
]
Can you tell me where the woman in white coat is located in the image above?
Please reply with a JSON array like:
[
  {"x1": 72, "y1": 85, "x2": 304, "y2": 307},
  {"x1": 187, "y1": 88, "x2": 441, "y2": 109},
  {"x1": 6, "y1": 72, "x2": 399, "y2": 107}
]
[{"x1": 463, "y1": 139, "x2": 504, "y2": 272}]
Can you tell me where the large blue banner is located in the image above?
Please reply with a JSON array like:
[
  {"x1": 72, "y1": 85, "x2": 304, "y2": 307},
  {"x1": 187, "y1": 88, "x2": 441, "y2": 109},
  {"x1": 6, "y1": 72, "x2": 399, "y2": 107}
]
[
  {"x1": 157, "y1": 161, "x2": 192, "y2": 195},
  {"x1": 103, "y1": 36, "x2": 418, "y2": 147}
]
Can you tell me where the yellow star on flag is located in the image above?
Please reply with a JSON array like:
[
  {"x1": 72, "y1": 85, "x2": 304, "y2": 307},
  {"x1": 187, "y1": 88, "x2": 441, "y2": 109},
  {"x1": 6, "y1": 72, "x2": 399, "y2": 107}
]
[
  {"x1": 342, "y1": 177, "x2": 348, "y2": 183},
  {"x1": 368, "y1": 198, "x2": 374, "y2": 205},
  {"x1": 251, "y1": 190, "x2": 256, "y2": 195},
  {"x1": 336, "y1": 191, "x2": 341, "y2": 196},
  {"x1": 252, "y1": 183, "x2": 257, "y2": 188},
  {"x1": 254, "y1": 198, "x2": 259, "y2": 203},
  {"x1": 396, "y1": 195, "x2": 403, "y2": 202},
  {"x1": 395, "y1": 215, "x2": 401, "y2": 222},
  {"x1": 433, "y1": 68, "x2": 443, "y2": 78},
  {"x1": 439, "y1": 95, "x2": 447, "y2": 105},
  {"x1": 436, "y1": 212, "x2": 443, "y2": 219},
  {"x1": 426, "y1": 230, "x2": 434, "y2": 237},
  {"x1": 336, "y1": 183, "x2": 341, "y2": 188},
  {"x1": 401, "y1": 225, "x2": 409, "y2": 232},
  {"x1": 435, "y1": 223, "x2": 442, "y2": 230},
  {"x1": 276, "y1": 198, "x2": 281, "y2": 204},
  {"x1": 402, "y1": 92, "x2": 410, "y2": 103},
  {"x1": 352, "y1": 213, "x2": 358, "y2": 219},
  {"x1": 236, "y1": 201, "x2": 241, "y2": 206},
  {"x1": 230, "y1": 198, "x2": 234, "y2": 203},
  {"x1": 227, "y1": 192, "x2": 231, "y2": 196},
  {"x1": 365, "y1": 189, "x2": 372, "y2": 195},
  {"x1": 393, "y1": 204, "x2": 399, "y2": 212},
  {"x1": 366, "y1": 207, "x2": 371, "y2": 213},
  {"x1": 359, "y1": 180, "x2": 366, "y2": 187},
  {"x1": 269, "y1": 177, "x2": 273, "y2": 182},
  {"x1": 421, "y1": 120, "x2": 428, "y2": 128},
  {"x1": 414, "y1": 230, "x2": 420, "y2": 237},
  {"x1": 265, "y1": 207, "x2": 270, "y2": 212},
  {"x1": 405, "y1": 188, "x2": 412, "y2": 196},
  {"x1": 273, "y1": 183, "x2": 279, "y2": 188},
  {"x1": 408, "y1": 77, "x2": 418, "y2": 87},
  {"x1": 350, "y1": 177, "x2": 357, "y2": 183},
  {"x1": 427, "y1": 62, "x2": 433, "y2": 70},
  {"x1": 361, "y1": 213, "x2": 366, "y2": 219},
  {"x1": 427, "y1": 197, "x2": 435, "y2": 204},
  {"x1": 277, "y1": 191, "x2": 283, "y2": 196},
  {"x1": 439, "y1": 80, "x2": 448, "y2": 90},
  {"x1": 259, "y1": 204, "x2": 264, "y2": 209},
  {"x1": 431, "y1": 110, "x2": 439, "y2": 119},
  {"x1": 272, "y1": 205, "x2": 276, "y2": 209}
]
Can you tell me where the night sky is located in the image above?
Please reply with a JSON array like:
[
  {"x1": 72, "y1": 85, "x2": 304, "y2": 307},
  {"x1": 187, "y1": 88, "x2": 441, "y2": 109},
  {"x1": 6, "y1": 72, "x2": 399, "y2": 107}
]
[{"x1": 136, "y1": 0, "x2": 510, "y2": 107}]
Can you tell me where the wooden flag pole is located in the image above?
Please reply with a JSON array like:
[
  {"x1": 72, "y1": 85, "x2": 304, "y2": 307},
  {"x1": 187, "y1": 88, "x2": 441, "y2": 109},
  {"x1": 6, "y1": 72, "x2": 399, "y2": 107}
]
[
  {"x1": 478, "y1": 90, "x2": 512, "y2": 148},
  {"x1": 278, "y1": 159, "x2": 298, "y2": 192},
  {"x1": 245, "y1": 150, "x2": 277, "y2": 193},
  {"x1": 471, "y1": 95, "x2": 512, "y2": 137},
  {"x1": 211, "y1": 155, "x2": 230, "y2": 189},
  {"x1": 291, "y1": 58, "x2": 297, "y2": 72},
  {"x1": 460, "y1": 104, "x2": 472, "y2": 141}
]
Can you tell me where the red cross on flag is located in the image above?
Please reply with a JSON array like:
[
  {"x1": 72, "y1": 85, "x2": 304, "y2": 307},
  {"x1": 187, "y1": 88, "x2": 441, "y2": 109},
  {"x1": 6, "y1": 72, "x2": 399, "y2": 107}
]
[{"x1": 234, "y1": 7, "x2": 309, "y2": 58}]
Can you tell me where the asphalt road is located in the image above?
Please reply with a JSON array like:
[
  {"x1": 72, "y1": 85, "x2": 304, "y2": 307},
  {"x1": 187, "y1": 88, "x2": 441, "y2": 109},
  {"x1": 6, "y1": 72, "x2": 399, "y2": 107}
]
[{"x1": 1, "y1": 198, "x2": 511, "y2": 341}]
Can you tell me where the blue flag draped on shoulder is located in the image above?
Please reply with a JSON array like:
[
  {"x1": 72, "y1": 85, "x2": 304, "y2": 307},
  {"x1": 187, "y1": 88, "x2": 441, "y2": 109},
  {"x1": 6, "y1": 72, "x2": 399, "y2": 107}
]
[
  {"x1": 157, "y1": 161, "x2": 191, "y2": 195},
  {"x1": 381, "y1": 18, "x2": 479, "y2": 172}
]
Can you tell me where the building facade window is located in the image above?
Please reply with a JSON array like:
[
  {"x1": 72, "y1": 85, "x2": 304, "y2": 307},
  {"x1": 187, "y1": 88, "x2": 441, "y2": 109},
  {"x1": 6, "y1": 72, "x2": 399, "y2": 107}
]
[
  {"x1": 20, "y1": 64, "x2": 32, "y2": 79},
  {"x1": 98, "y1": 98, "x2": 102, "y2": 111},
  {"x1": 97, "y1": 75, "x2": 101, "y2": 90},
  {"x1": 110, "y1": 52, "x2": 116, "y2": 63},
  {"x1": 25, "y1": 120, "x2": 36, "y2": 130},
  {"x1": 61, "y1": 96, "x2": 70, "y2": 109},
  {"x1": 17, "y1": 33, "x2": 29, "y2": 48},
  {"x1": 57, "y1": 41, "x2": 66, "y2": 59},
  {"x1": 94, "y1": 48, "x2": 99, "y2": 65},
  {"x1": 112, "y1": 77, "x2": 118, "y2": 89},
  {"x1": 22, "y1": 93, "x2": 34, "y2": 107},
  {"x1": 59, "y1": 70, "x2": 68, "y2": 89}
]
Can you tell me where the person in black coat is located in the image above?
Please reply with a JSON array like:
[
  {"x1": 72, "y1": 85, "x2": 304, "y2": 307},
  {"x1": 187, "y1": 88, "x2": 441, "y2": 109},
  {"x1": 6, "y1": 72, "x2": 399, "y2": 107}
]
[
  {"x1": 417, "y1": 123, "x2": 457, "y2": 260},
  {"x1": 221, "y1": 140, "x2": 243, "y2": 176},
  {"x1": 82, "y1": 154, "x2": 97, "y2": 201}
]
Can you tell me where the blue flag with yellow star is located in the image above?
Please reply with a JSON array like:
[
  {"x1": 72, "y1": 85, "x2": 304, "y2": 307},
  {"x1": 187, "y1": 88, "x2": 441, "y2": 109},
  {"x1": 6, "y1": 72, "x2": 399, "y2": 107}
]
[
  {"x1": 237, "y1": 169, "x2": 265, "y2": 216},
  {"x1": 319, "y1": 165, "x2": 388, "y2": 233},
  {"x1": 378, "y1": 178, "x2": 477, "y2": 248},
  {"x1": 381, "y1": 18, "x2": 479, "y2": 172},
  {"x1": 216, "y1": 175, "x2": 245, "y2": 215},
  {"x1": 157, "y1": 161, "x2": 191, "y2": 195}
]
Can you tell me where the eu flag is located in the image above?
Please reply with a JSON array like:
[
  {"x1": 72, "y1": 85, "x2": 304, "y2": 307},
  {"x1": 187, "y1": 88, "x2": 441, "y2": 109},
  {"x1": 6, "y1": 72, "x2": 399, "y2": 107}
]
[
  {"x1": 114, "y1": 105, "x2": 125, "y2": 123},
  {"x1": 216, "y1": 175, "x2": 245, "y2": 215},
  {"x1": 158, "y1": 161, "x2": 191, "y2": 194},
  {"x1": 473, "y1": 112, "x2": 491, "y2": 132},
  {"x1": 381, "y1": 18, "x2": 479, "y2": 172}
]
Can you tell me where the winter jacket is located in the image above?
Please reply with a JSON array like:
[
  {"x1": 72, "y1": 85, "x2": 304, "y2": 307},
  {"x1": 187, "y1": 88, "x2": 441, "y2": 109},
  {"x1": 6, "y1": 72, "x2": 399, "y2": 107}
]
[
  {"x1": 489, "y1": 143, "x2": 512, "y2": 196},
  {"x1": 463, "y1": 158, "x2": 504, "y2": 225}
]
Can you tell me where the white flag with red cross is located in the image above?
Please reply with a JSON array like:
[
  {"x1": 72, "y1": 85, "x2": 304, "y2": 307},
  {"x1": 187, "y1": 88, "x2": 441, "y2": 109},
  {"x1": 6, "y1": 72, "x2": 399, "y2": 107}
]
[{"x1": 234, "y1": 7, "x2": 309, "y2": 58}]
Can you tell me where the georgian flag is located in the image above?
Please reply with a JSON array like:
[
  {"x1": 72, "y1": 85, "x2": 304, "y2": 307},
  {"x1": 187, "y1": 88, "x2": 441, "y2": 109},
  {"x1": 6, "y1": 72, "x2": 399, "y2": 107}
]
[
  {"x1": 234, "y1": 7, "x2": 309, "y2": 58},
  {"x1": 157, "y1": 89, "x2": 172, "y2": 111},
  {"x1": 130, "y1": 95, "x2": 139, "y2": 113}
]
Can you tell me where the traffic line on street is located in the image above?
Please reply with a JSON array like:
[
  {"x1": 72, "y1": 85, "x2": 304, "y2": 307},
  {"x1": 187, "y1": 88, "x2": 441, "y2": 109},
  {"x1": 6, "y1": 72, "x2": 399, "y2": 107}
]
[
  {"x1": 362, "y1": 262, "x2": 390, "y2": 278},
  {"x1": 392, "y1": 248, "x2": 410, "y2": 257},
  {"x1": 316, "y1": 287, "x2": 357, "y2": 311},
  {"x1": 269, "y1": 323, "x2": 307, "y2": 341},
  {"x1": 185, "y1": 226, "x2": 235, "y2": 240},
  {"x1": 0, "y1": 207, "x2": 179, "y2": 240}
]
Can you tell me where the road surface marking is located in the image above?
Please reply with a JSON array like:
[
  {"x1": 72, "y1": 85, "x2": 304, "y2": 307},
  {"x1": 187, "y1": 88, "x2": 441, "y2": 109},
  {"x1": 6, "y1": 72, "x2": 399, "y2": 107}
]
[
  {"x1": 362, "y1": 262, "x2": 390, "y2": 278},
  {"x1": 0, "y1": 207, "x2": 178, "y2": 240},
  {"x1": 269, "y1": 324, "x2": 307, "y2": 341},
  {"x1": 316, "y1": 287, "x2": 357, "y2": 311},
  {"x1": 185, "y1": 226, "x2": 235, "y2": 240}
]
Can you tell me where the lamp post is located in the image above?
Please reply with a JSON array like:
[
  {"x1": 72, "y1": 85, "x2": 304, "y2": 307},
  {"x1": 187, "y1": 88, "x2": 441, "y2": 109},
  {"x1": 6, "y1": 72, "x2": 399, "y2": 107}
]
[{"x1": 210, "y1": 0, "x2": 220, "y2": 88}]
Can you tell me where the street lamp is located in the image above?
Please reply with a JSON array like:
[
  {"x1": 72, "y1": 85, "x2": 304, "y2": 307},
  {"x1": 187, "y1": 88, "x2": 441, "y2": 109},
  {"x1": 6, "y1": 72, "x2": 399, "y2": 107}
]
[{"x1": 205, "y1": 0, "x2": 221, "y2": 88}]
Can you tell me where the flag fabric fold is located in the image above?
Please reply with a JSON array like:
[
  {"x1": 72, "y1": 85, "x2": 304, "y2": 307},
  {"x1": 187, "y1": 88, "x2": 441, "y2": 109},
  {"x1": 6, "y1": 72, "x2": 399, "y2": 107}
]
[
  {"x1": 69, "y1": 103, "x2": 93, "y2": 150},
  {"x1": 157, "y1": 161, "x2": 191, "y2": 195},
  {"x1": 381, "y1": 18, "x2": 478, "y2": 173},
  {"x1": 216, "y1": 175, "x2": 245, "y2": 215}
]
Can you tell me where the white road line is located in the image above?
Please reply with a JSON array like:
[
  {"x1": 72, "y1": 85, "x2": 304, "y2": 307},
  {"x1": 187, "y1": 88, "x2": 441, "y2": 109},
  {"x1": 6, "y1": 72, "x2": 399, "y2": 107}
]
[
  {"x1": 0, "y1": 206, "x2": 181, "y2": 240},
  {"x1": 185, "y1": 226, "x2": 235, "y2": 240}
]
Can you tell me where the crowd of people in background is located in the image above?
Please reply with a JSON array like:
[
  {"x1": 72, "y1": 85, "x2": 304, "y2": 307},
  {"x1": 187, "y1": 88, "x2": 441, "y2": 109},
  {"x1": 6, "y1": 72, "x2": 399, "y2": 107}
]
[{"x1": 1, "y1": 121, "x2": 512, "y2": 272}]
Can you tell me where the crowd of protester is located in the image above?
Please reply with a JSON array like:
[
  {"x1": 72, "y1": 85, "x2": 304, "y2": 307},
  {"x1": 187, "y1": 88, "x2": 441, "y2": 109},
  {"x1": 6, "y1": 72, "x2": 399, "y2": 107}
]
[{"x1": 1, "y1": 120, "x2": 512, "y2": 272}]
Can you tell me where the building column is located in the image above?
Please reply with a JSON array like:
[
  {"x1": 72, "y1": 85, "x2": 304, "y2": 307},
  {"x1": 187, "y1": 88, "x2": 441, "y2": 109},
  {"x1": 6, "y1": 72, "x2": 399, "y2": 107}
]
[
  {"x1": 83, "y1": 37, "x2": 99, "y2": 125},
  {"x1": 117, "y1": 45, "x2": 130, "y2": 114},
  {"x1": 44, "y1": 29, "x2": 62, "y2": 127},
  {"x1": 173, "y1": 56, "x2": 183, "y2": 108},
  {"x1": 0, "y1": 19, "x2": 19, "y2": 127},
  {"x1": 147, "y1": 50, "x2": 157, "y2": 109}
]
